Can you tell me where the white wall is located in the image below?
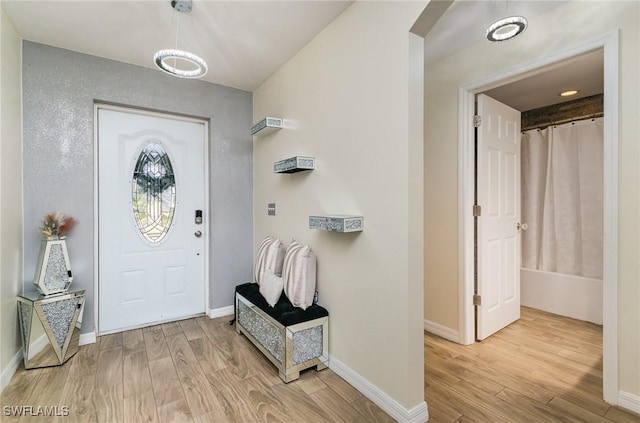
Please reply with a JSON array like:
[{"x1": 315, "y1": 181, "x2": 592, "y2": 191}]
[
  {"x1": 254, "y1": 1, "x2": 427, "y2": 414},
  {"x1": 424, "y1": 0, "x2": 639, "y2": 400},
  {"x1": 0, "y1": 6, "x2": 23, "y2": 389}
]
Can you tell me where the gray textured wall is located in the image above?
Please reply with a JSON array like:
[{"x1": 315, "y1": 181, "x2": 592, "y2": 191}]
[{"x1": 22, "y1": 41, "x2": 253, "y2": 334}]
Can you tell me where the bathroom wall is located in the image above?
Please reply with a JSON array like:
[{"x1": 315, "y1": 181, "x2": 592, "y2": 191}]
[
  {"x1": 521, "y1": 94, "x2": 603, "y2": 130},
  {"x1": 22, "y1": 42, "x2": 253, "y2": 335}
]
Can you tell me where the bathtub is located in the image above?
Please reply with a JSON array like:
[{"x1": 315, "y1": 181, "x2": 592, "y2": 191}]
[{"x1": 520, "y1": 268, "x2": 603, "y2": 325}]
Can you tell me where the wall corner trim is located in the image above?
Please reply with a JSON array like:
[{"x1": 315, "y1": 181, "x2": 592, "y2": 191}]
[
  {"x1": 329, "y1": 355, "x2": 428, "y2": 423},
  {"x1": 424, "y1": 319, "x2": 459, "y2": 343},
  {"x1": 618, "y1": 391, "x2": 640, "y2": 415},
  {"x1": 208, "y1": 305, "x2": 234, "y2": 319},
  {"x1": 0, "y1": 349, "x2": 22, "y2": 394}
]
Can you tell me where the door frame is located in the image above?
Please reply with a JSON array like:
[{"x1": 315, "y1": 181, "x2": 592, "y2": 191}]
[
  {"x1": 93, "y1": 103, "x2": 210, "y2": 335},
  {"x1": 457, "y1": 31, "x2": 619, "y2": 404}
]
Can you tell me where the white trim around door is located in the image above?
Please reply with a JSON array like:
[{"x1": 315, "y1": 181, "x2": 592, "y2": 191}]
[
  {"x1": 93, "y1": 103, "x2": 210, "y2": 335},
  {"x1": 457, "y1": 31, "x2": 619, "y2": 404}
]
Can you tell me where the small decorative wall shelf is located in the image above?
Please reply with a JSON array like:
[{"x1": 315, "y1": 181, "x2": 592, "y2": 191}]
[
  {"x1": 33, "y1": 239, "x2": 73, "y2": 296},
  {"x1": 251, "y1": 117, "x2": 283, "y2": 137},
  {"x1": 274, "y1": 156, "x2": 315, "y2": 173},
  {"x1": 309, "y1": 215, "x2": 364, "y2": 233}
]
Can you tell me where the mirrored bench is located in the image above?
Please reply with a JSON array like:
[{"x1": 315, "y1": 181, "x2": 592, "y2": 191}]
[{"x1": 235, "y1": 282, "x2": 328, "y2": 382}]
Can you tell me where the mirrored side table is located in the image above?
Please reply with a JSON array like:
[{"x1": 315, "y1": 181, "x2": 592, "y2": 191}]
[{"x1": 17, "y1": 289, "x2": 86, "y2": 369}]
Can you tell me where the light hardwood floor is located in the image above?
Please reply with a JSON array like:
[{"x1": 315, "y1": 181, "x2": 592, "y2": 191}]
[
  {"x1": 425, "y1": 306, "x2": 640, "y2": 423},
  {"x1": 3, "y1": 307, "x2": 639, "y2": 422},
  {"x1": 1, "y1": 314, "x2": 392, "y2": 423}
]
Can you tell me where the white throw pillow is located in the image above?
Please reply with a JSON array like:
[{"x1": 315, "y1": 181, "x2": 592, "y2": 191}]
[
  {"x1": 254, "y1": 236, "x2": 273, "y2": 283},
  {"x1": 254, "y1": 236, "x2": 285, "y2": 284},
  {"x1": 259, "y1": 269, "x2": 284, "y2": 307},
  {"x1": 283, "y1": 241, "x2": 317, "y2": 310}
]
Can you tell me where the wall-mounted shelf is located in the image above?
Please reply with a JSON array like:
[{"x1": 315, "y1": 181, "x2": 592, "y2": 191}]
[
  {"x1": 251, "y1": 117, "x2": 283, "y2": 137},
  {"x1": 309, "y1": 215, "x2": 364, "y2": 233},
  {"x1": 274, "y1": 156, "x2": 315, "y2": 173}
]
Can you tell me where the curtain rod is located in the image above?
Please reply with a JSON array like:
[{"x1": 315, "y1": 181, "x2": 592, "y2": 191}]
[{"x1": 522, "y1": 111, "x2": 604, "y2": 132}]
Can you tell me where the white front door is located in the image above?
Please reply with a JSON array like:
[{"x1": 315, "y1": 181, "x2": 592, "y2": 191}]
[
  {"x1": 476, "y1": 94, "x2": 521, "y2": 340},
  {"x1": 98, "y1": 108, "x2": 206, "y2": 334}
]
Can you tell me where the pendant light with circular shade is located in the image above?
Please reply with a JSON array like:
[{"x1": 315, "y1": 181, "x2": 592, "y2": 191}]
[
  {"x1": 486, "y1": 16, "x2": 528, "y2": 42},
  {"x1": 154, "y1": 0, "x2": 208, "y2": 79},
  {"x1": 154, "y1": 49, "x2": 208, "y2": 79}
]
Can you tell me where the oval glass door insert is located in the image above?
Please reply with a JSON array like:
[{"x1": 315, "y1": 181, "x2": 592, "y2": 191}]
[{"x1": 132, "y1": 142, "x2": 176, "y2": 243}]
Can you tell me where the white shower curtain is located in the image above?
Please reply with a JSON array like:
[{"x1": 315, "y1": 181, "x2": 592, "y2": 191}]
[{"x1": 521, "y1": 117, "x2": 603, "y2": 279}]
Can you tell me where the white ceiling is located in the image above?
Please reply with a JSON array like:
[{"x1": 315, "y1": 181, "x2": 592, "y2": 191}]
[
  {"x1": 424, "y1": 1, "x2": 570, "y2": 66},
  {"x1": 2, "y1": 0, "x2": 353, "y2": 91},
  {"x1": 484, "y1": 50, "x2": 604, "y2": 112},
  {"x1": 424, "y1": 0, "x2": 604, "y2": 111},
  {"x1": 3, "y1": 0, "x2": 604, "y2": 106}
]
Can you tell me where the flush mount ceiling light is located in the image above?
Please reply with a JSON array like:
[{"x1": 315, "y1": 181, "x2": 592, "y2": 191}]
[
  {"x1": 486, "y1": 16, "x2": 528, "y2": 42},
  {"x1": 154, "y1": 0, "x2": 208, "y2": 79},
  {"x1": 559, "y1": 89, "x2": 580, "y2": 97}
]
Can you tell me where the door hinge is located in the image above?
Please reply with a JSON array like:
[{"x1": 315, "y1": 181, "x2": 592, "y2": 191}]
[
  {"x1": 473, "y1": 294, "x2": 482, "y2": 306},
  {"x1": 473, "y1": 205, "x2": 482, "y2": 217},
  {"x1": 473, "y1": 115, "x2": 481, "y2": 127}
]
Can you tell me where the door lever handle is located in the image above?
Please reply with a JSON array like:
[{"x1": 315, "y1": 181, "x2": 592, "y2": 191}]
[
  {"x1": 194, "y1": 230, "x2": 202, "y2": 238},
  {"x1": 517, "y1": 222, "x2": 528, "y2": 231}
]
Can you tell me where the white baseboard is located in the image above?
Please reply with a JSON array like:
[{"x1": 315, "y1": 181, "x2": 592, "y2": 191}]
[
  {"x1": 0, "y1": 349, "x2": 22, "y2": 393},
  {"x1": 207, "y1": 305, "x2": 234, "y2": 319},
  {"x1": 329, "y1": 355, "x2": 428, "y2": 423},
  {"x1": 618, "y1": 390, "x2": 640, "y2": 415},
  {"x1": 424, "y1": 319, "x2": 459, "y2": 343},
  {"x1": 79, "y1": 331, "x2": 96, "y2": 345}
]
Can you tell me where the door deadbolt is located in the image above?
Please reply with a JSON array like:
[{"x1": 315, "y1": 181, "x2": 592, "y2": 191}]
[
  {"x1": 517, "y1": 222, "x2": 528, "y2": 231},
  {"x1": 194, "y1": 230, "x2": 202, "y2": 238}
]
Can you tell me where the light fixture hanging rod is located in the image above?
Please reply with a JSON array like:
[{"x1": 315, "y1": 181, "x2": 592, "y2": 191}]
[{"x1": 154, "y1": 0, "x2": 207, "y2": 79}]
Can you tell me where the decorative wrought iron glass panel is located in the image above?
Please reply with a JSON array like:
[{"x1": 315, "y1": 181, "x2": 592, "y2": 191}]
[{"x1": 132, "y1": 143, "x2": 176, "y2": 243}]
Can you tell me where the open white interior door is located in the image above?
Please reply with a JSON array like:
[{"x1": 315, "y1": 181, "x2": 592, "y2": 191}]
[{"x1": 476, "y1": 93, "x2": 521, "y2": 341}]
